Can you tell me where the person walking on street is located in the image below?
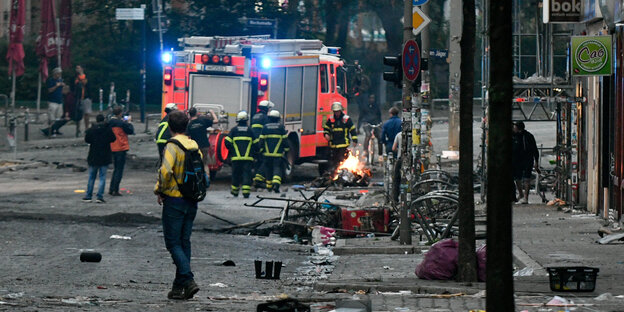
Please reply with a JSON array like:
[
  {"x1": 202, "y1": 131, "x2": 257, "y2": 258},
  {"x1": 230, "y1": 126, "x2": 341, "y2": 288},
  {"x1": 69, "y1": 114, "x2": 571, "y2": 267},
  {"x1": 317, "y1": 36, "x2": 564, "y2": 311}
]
[
  {"x1": 108, "y1": 106, "x2": 135, "y2": 196},
  {"x1": 251, "y1": 100, "x2": 273, "y2": 188},
  {"x1": 74, "y1": 65, "x2": 89, "y2": 132},
  {"x1": 381, "y1": 107, "x2": 402, "y2": 158},
  {"x1": 360, "y1": 94, "x2": 383, "y2": 161},
  {"x1": 512, "y1": 121, "x2": 540, "y2": 204},
  {"x1": 154, "y1": 110, "x2": 201, "y2": 300},
  {"x1": 186, "y1": 107, "x2": 216, "y2": 173},
  {"x1": 225, "y1": 111, "x2": 257, "y2": 198},
  {"x1": 156, "y1": 103, "x2": 177, "y2": 160},
  {"x1": 82, "y1": 114, "x2": 116, "y2": 203},
  {"x1": 41, "y1": 85, "x2": 75, "y2": 137},
  {"x1": 45, "y1": 67, "x2": 65, "y2": 137},
  {"x1": 323, "y1": 102, "x2": 357, "y2": 173},
  {"x1": 258, "y1": 110, "x2": 289, "y2": 193}
]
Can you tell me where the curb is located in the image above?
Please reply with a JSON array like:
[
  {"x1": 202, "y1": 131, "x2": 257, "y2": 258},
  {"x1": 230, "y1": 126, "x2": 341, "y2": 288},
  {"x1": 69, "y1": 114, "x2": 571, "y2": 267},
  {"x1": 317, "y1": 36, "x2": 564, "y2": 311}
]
[
  {"x1": 314, "y1": 281, "x2": 483, "y2": 295},
  {"x1": 512, "y1": 244, "x2": 547, "y2": 276},
  {"x1": 332, "y1": 246, "x2": 420, "y2": 255}
]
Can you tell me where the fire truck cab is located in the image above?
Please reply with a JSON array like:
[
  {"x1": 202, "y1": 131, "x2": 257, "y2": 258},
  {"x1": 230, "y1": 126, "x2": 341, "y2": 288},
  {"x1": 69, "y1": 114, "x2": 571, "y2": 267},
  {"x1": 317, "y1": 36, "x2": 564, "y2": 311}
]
[{"x1": 161, "y1": 35, "x2": 349, "y2": 179}]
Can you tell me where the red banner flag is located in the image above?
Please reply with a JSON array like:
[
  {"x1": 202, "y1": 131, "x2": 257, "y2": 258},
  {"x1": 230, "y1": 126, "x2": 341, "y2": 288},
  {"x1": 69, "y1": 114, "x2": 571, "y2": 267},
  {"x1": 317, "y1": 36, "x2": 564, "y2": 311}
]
[
  {"x1": 37, "y1": 0, "x2": 58, "y2": 80},
  {"x1": 6, "y1": 0, "x2": 26, "y2": 77},
  {"x1": 59, "y1": 0, "x2": 72, "y2": 69}
]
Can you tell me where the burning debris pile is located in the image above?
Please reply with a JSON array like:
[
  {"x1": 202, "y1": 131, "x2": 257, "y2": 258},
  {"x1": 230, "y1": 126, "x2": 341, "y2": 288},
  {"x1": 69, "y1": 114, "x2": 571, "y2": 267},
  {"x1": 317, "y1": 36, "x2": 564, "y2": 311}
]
[{"x1": 312, "y1": 152, "x2": 372, "y2": 187}]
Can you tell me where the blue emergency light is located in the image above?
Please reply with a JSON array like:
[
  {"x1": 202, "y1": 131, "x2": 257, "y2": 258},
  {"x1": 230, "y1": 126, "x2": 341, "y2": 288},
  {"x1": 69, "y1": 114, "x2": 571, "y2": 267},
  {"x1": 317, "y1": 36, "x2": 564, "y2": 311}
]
[
  {"x1": 261, "y1": 57, "x2": 271, "y2": 69},
  {"x1": 161, "y1": 52, "x2": 173, "y2": 64}
]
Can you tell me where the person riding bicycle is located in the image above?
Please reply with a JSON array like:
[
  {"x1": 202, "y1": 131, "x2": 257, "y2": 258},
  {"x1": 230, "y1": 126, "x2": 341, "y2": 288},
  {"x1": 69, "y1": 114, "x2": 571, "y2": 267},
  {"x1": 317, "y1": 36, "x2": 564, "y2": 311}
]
[{"x1": 359, "y1": 94, "x2": 382, "y2": 160}]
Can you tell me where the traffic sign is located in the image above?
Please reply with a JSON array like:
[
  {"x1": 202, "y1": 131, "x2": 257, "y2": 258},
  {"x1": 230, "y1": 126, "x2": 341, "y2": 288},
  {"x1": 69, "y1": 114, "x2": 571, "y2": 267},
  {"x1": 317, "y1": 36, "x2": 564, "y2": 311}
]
[
  {"x1": 402, "y1": 40, "x2": 420, "y2": 81},
  {"x1": 116, "y1": 8, "x2": 144, "y2": 20},
  {"x1": 413, "y1": 0, "x2": 430, "y2": 6},
  {"x1": 246, "y1": 18, "x2": 277, "y2": 27},
  {"x1": 412, "y1": 6, "x2": 431, "y2": 35}
]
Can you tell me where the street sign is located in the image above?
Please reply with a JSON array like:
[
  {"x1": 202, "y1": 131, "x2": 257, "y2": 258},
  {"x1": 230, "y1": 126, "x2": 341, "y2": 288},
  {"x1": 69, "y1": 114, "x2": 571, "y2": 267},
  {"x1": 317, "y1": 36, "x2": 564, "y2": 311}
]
[
  {"x1": 246, "y1": 18, "x2": 276, "y2": 27},
  {"x1": 115, "y1": 8, "x2": 144, "y2": 20},
  {"x1": 413, "y1": 0, "x2": 430, "y2": 6},
  {"x1": 571, "y1": 35, "x2": 612, "y2": 76},
  {"x1": 402, "y1": 40, "x2": 420, "y2": 81},
  {"x1": 429, "y1": 49, "x2": 449, "y2": 59},
  {"x1": 412, "y1": 6, "x2": 431, "y2": 35}
]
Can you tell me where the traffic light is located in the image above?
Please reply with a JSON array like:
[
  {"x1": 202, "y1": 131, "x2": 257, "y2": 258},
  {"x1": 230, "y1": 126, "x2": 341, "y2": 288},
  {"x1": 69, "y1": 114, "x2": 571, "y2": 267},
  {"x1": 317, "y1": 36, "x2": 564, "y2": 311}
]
[{"x1": 383, "y1": 54, "x2": 402, "y2": 88}]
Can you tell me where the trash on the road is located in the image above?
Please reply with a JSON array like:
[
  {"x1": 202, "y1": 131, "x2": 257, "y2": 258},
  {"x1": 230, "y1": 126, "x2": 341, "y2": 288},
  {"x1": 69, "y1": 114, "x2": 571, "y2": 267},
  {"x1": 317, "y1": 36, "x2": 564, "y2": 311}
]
[
  {"x1": 255, "y1": 260, "x2": 283, "y2": 279},
  {"x1": 415, "y1": 239, "x2": 458, "y2": 280},
  {"x1": 383, "y1": 266, "x2": 391, "y2": 270},
  {"x1": 472, "y1": 290, "x2": 486, "y2": 298},
  {"x1": 222, "y1": 260, "x2": 236, "y2": 266},
  {"x1": 312, "y1": 226, "x2": 336, "y2": 245},
  {"x1": 313, "y1": 245, "x2": 334, "y2": 256},
  {"x1": 596, "y1": 233, "x2": 624, "y2": 244},
  {"x1": 546, "y1": 295, "x2": 571, "y2": 305},
  {"x1": 109, "y1": 235, "x2": 131, "y2": 240},
  {"x1": 74, "y1": 189, "x2": 85, "y2": 193},
  {"x1": 340, "y1": 207, "x2": 389, "y2": 235},
  {"x1": 513, "y1": 267, "x2": 534, "y2": 277},
  {"x1": 96, "y1": 286, "x2": 107, "y2": 289},
  {"x1": 310, "y1": 303, "x2": 335, "y2": 311},
  {"x1": 292, "y1": 185, "x2": 306, "y2": 190},
  {"x1": 547, "y1": 198, "x2": 566, "y2": 206},
  {"x1": 209, "y1": 283, "x2": 228, "y2": 288},
  {"x1": 594, "y1": 292, "x2": 613, "y2": 301},
  {"x1": 547, "y1": 266, "x2": 599, "y2": 292},
  {"x1": 80, "y1": 251, "x2": 102, "y2": 263},
  {"x1": 257, "y1": 298, "x2": 310, "y2": 312},
  {"x1": 4, "y1": 292, "x2": 24, "y2": 299}
]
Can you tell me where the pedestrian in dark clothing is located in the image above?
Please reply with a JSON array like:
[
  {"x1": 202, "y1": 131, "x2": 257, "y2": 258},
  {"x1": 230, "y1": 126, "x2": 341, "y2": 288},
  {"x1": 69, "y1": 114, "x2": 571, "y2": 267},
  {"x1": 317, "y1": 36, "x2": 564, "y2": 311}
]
[
  {"x1": 186, "y1": 107, "x2": 215, "y2": 173},
  {"x1": 82, "y1": 114, "x2": 116, "y2": 203},
  {"x1": 75, "y1": 65, "x2": 88, "y2": 132},
  {"x1": 225, "y1": 111, "x2": 257, "y2": 198},
  {"x1": 512, "y1": 121, "x2": 540, "y2": 204},
  {"x1": 109, "y1": 106, "x2": 135, "y2": 196},
  {"x1": 156, "y1": 103, "x2": 177, "y2": 159},
  {"x1": 381, "y1": 107, "x2": 402, "y2": 157},
  {"x1": 154, "y1": 110, "x2": 200, "y2": 300},
  {"x1": 259, "y1": 110, "x2": 289, "y2": 193},
  {"x1": 323, "y1": 102, "x2": 357, "y2": 173}
]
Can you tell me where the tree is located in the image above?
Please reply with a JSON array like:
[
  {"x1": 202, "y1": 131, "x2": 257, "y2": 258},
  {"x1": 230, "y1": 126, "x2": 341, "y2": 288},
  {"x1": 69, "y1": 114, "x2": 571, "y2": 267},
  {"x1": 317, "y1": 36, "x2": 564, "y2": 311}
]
[
  {"x1": 486, "y1": 0, "x2": 515, "y2": 310},
  {"x1": 457, "y1": 0, "x2": 477, "y2": 282}
]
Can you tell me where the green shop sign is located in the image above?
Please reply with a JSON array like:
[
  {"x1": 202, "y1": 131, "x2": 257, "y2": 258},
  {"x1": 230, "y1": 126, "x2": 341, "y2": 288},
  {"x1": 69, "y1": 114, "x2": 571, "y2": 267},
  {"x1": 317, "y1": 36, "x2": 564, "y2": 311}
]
[{"x1": 571, "y1": 36, "x2": 612, "y2": 76}]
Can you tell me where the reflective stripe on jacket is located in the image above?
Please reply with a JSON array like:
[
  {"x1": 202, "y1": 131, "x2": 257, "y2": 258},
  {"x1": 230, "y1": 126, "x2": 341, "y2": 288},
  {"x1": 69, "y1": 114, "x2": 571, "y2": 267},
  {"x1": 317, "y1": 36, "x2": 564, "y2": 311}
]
[
  {"x1": 225, "y1": 125, "x2": 257, "y2": 161},
  {"x1": 323, "y1": 114, "x2": 357, "y2": 148},
  {"x1": 155, "y1": 115, "x2": 171, "y2": 144},
  {"x1": 259, "y1": 123, "x2": 289, "y2": 157}
]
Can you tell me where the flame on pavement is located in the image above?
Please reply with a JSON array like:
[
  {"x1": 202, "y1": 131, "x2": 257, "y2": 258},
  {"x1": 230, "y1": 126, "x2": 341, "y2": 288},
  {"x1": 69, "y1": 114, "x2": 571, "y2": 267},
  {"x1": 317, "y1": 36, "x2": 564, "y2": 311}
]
[{"x1": 333, "y1": 151, "x2": 371, "y2": 180}]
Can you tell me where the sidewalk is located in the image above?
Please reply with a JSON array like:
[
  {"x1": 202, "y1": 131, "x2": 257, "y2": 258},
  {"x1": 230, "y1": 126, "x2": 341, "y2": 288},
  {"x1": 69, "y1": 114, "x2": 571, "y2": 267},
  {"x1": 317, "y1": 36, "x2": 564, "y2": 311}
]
[{"x1": 310, "y1": 199, "x2": 624, "y2": 311}]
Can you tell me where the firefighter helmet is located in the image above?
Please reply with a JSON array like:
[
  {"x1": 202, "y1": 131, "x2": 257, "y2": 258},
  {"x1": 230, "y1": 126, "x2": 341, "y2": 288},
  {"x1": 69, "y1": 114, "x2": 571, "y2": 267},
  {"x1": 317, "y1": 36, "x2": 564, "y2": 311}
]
[
  {"x1": 331, "y1": 102, "x2": 343, "y2": 112},
  {"x1": 268, "y1": 110, "x2": 281, "y2": 118},
  {"x1": 236, "y1": 111, "x2": 249, "y2": 122},
  {"x1": 165, "y1": 103, "x2": 177, "y2": 110},
  {"x1": 258, "y1": 100, "x2": 275, "y2": 109}
]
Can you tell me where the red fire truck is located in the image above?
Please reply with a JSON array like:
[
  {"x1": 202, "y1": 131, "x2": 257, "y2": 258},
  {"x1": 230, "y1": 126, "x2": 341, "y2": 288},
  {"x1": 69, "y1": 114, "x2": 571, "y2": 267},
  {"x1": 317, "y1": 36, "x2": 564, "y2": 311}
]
[{"x1": 161, "y1": 35, "x2": 349, "y2": 179}]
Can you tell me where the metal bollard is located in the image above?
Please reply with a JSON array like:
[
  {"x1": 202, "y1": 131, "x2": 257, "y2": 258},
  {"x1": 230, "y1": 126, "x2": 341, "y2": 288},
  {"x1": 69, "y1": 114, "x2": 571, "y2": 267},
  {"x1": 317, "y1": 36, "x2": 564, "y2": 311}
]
[{"x1": 24, "y1": 109, "x2": 29, "y2": 142}]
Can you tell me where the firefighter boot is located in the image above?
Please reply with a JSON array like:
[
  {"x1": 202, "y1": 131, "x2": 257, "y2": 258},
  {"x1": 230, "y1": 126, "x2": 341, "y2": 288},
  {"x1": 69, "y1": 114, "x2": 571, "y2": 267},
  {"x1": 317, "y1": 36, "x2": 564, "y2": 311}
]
[
  {"x1": 253, "y1": 174, "x2": 267, "y2": 189},
  {"x1": 231, "y1": 185, "x2": 240, "y2": 197},
  {"x1": 272, "y1": 176, "x2": 282, "y2": 193},
  {"x1": 242, "y1": 185, "x2": 251, "y2": 198}
]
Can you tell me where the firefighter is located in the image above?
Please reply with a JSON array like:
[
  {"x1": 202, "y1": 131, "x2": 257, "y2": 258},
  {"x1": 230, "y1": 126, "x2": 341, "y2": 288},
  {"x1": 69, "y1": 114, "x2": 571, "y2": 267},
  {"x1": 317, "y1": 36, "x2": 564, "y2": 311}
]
[
  {"x1": 156, "y1": 103, "x2": 177, "y2": 160},
  {"x1": 258, "y1": 110, "x2": 289, "y2": 193},
  {"x1": 323, "y1": 102, "x2": 357, "y2": 173},
  {"x1": 252, "y1": 100, "x2": 273, "y2": 188},
  {"x1": 225, "y1": 111, "x2": 257, "y2": 198}
]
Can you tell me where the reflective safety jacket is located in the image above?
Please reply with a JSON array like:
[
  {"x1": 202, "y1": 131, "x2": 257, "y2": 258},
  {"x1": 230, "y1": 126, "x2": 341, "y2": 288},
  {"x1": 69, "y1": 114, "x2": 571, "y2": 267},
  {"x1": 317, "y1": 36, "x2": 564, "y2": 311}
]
[
  {"x1": 155, "y1": 115, "x2": 171, "y2": 144},
  {"x1": 251, "y1": 111, "x2": 268, "y2": 139},
  {"x1": 225, "y1": 125, "x2": 258, "y2": 161},
  {"x1": 259, "y1": 123, "x2": 289, "y2": 157},
  {"x1": 323, "y1": 113, "x2": 358, "y2": 148}
]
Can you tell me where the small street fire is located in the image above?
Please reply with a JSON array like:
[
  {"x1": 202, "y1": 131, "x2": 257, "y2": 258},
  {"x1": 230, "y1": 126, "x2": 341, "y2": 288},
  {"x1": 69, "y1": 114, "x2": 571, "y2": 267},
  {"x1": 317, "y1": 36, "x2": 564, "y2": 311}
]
[{"x1": 332, "y1": 151, "x2": 372, "y2": 187}]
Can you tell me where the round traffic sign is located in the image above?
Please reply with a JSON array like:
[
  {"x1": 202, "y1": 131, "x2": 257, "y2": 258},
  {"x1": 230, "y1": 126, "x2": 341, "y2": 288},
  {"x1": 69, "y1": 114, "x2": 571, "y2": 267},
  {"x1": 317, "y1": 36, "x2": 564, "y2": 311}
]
[
  {"x1": 402, "y1": 40, "x2": 420, "y2": 81},
  {"x1": 413, "y1": 0, "x2": 429, "y2": 6}
]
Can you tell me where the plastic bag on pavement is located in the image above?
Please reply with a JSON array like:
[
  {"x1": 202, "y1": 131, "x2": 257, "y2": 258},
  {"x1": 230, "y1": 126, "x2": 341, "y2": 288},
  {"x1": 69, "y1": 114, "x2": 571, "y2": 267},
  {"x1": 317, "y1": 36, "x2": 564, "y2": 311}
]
[
  {"x1": 415, "y1": 239, "x2": 458, "y2": 280},
  {"x1": 476, "y1": 244, "x2": 486, "y2": 282}
]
